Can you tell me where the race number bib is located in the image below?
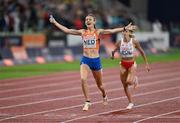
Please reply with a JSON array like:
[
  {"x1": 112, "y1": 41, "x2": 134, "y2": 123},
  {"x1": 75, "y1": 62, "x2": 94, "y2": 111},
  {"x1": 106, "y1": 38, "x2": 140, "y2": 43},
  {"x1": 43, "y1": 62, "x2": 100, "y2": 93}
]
[
  {"x1": 83, "y1": 35, "x2": 96, "y2": 48},
  {"x1": 120, "y1": 43, "x2": 133, "y2": 56}
]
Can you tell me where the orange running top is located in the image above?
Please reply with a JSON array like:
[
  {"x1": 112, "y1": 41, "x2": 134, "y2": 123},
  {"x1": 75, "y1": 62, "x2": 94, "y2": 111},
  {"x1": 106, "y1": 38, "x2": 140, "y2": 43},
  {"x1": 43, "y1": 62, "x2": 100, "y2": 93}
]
[{"x1": 81, "y1": 30, "x2": 100, "y2": 58}]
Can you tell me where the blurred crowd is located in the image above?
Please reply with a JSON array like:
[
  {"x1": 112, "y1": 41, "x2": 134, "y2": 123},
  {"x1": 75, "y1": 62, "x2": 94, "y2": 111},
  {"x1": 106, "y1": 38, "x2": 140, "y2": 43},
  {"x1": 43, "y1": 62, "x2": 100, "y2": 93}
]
[{"x1": 0, "y1": 0, "x2": 133, "y2": 33}]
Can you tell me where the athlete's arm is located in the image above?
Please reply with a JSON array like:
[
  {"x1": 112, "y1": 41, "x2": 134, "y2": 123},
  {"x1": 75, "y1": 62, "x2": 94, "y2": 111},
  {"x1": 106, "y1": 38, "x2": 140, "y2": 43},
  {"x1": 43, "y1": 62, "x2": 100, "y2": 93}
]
[
  {"x1": 111, "y1": 41, "x2": 121, "y2": 59},
  {"x1": 98, "y1": 23, "x2": 136, "y2": 34},
  {"x1": 134, "y1": 39, "x2": 150, "y2": 71},
  {"x1": 49, "y1": 15, "x2": 83, "y2": 35}
]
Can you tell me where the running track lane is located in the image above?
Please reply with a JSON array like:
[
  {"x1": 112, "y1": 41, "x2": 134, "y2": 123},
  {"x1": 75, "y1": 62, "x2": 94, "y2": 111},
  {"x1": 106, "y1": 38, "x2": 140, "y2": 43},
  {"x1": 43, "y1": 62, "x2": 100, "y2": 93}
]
[
  {"x1": 0, "y1": 61, "x2": 179, "y2": 123},
  {"x1": 0, "y1": 71, "x2": 179, "y2": 108}
]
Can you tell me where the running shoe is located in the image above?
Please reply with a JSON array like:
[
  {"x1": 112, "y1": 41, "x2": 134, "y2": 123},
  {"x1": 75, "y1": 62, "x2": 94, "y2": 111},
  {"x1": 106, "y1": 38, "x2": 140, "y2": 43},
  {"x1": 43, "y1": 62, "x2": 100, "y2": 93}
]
[
  {"x1": 103, "y1": 95, "x2": 108, "y2": 105},
  {"x1": 82, "y1": 101, "x2": 91, "y2": 111},
  {"x1": 126, "y1": 103, "x2": 134, "y2": 109}
]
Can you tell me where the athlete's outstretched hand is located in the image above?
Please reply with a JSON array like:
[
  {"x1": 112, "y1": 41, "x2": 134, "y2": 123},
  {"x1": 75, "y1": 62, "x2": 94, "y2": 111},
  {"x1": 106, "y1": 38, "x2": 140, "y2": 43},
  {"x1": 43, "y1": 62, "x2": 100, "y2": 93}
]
[
  {"x1": 125, "y1": 22, "x2": 137, "y2": 31},
  {"x1": 49, "y1": 15, "x2": 56, "y2": 24}
]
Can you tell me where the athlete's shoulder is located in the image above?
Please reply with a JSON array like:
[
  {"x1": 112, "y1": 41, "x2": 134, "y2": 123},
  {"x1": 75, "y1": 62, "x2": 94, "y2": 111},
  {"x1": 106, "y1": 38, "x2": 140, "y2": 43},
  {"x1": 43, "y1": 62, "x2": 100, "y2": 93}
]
[
  {"x1": 96, "y1": 29, "x2": 102, "y2": 35},
  {"x1": 80, "y1": 29, "x2": 86, "y2": 33},
  {"x1": 132, "y1": 38, "x2": 140, "y2": 47},
  {"x1": 81, "y1": 29, "x2": 88, "y2": 35},
  {"x1": 131, "y1": 37, "x2": 137, "y2": 42}
]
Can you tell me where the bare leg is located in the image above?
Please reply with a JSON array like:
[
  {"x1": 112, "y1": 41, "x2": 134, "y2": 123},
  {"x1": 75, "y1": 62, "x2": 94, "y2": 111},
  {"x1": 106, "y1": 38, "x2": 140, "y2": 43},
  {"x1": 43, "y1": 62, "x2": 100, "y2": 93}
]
[
  {"x1": 80, "y1": 64, "x2": 90, "y2": 101},
  {"x1": 92, "y1": 69, "x2": 107, "y2": 97},
  {"x1": 126, "y1": 63, "x2": 138, "y2": 89},
  {"x1": 120, "y1": 65, "x2": 133, "y2": 103}
]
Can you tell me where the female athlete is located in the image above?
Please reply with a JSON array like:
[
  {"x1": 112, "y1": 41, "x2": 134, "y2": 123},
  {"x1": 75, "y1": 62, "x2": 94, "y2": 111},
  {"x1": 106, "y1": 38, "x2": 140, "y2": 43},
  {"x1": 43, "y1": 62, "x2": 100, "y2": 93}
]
[
  {"x1": 49, "y1": 14, "x2": 136, "y2": 111},
  {"x1": 111, "y1": 29, "x2": 150, "y2": 109}
]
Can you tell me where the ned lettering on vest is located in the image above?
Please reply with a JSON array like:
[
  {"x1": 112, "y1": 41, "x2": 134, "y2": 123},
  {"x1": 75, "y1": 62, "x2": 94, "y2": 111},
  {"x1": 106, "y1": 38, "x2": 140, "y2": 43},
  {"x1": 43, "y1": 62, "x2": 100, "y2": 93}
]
[{"x1": 83, "y1": 35, "x2": 96, "y2": 48}]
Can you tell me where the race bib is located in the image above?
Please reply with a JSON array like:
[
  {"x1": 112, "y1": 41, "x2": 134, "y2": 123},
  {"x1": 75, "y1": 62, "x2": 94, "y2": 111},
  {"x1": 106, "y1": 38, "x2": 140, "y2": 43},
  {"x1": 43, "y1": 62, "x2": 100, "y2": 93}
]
[
  {"x1": 120, "y1": 43, "x2": 134, "y2": 57},
  {"x1": 83, "y1": 35, "x2": 96, "y2": 48}
]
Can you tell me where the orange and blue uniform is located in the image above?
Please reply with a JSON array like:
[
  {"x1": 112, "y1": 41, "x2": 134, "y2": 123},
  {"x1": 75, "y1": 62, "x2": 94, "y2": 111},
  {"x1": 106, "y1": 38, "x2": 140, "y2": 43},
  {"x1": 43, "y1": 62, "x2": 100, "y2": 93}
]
[{"x1": 80, "y1": 30, "x2": 102, "y2": 70}]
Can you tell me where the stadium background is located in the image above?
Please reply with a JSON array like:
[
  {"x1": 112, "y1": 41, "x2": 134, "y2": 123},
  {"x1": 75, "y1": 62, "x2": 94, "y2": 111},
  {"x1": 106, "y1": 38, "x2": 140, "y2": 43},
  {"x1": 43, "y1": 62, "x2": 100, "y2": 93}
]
[
  {"x1": 0, "y1": 0, "x2": 180, "y2": 67},
  {"x1": 0, "y1": 1, "x2": 180, "y2": 123}
]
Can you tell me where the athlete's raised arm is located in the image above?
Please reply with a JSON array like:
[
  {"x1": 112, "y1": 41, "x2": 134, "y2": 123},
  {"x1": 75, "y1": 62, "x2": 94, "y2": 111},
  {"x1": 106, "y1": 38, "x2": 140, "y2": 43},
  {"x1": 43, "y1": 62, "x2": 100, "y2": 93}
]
[
  {"x1": 49, "y1": 15, "x2": 83, "y2": 35},
  {"x1": 98, "y1": 23, "x2": 136, "y2": 34}
]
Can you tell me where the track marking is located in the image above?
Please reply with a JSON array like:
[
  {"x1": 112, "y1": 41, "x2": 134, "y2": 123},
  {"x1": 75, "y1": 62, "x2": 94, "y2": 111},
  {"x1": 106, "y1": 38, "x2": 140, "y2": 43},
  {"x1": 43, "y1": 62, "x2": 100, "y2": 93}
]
[
  {"x1": 0, "y1": 74, "x2": 118, "y2": 93},
  {"x1": 0, "y1": 72, "x2": 179, "y2": 101},
  {"x1": 0, "y1": 70, "x2": 179, "y2": 94},
  {"x1": 0, "y1": 76, "x2": 180, "y2": 110},
  {"x1": 1, "y1": 69, "x2": 120, "y2": 86},
  {"x1": 1, "y1": 66, "x2": 179, "y2": 88},
  {"x1": 0, "y1": 86, "x2": 179, "y2": 121},
  {"x1": 61, "y1": 96, "x2": 180, "y2": 123},
  {"x1": 0, "y1": 80, "x2": 118, "y2": 100},
  {"x1": 1, "y1": 72, "x2": 79, "y2": 85},
  {"x1": 133, "y1": 110, "x2": 180, "y2": 123}
]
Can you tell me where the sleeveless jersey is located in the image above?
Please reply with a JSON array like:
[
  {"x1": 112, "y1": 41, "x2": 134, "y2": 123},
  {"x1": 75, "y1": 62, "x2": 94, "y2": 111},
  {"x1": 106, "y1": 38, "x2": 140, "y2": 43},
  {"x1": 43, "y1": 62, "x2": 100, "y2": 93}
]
[
  {"x1": 119, "y1": 38, "x2": 134, "y2": 58},
  {"x1": 82, "y1": 30, "x2": 100, "y2": 58}
]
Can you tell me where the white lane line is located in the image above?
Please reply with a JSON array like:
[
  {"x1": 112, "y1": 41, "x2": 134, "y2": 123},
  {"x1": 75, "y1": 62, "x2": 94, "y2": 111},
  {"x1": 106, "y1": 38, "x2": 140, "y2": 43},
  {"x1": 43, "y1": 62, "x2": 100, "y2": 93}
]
[
  {"x1": 0, "y1": 86, "x2": 179, "y2": 122},
  {"x1": 0, "y1": 70, "x2": 179, "y2": 94},
  {"x1": 1, "y1": 72, "x2": 79, "y2": 85},
  {"x1": 62, "y1": 96, "x2": 180, "y2": 123},
  {"x1": 133, "y1": 110, "x2": 180, "y2": 123},
  {"x1": 0, "y1": 74, "x2": 117, "y2": 93},
  {"x1": 0, "y1": 72, "x2": 179, "y2": 100},
  {"x1": 1, "y1": 74, "x2": 180, "y2": 110},
  {"x1": 0, "y1": 77, "x2": 180, "y2": 110},
  {"x1": 0, "y1": 80, "x2": 117, "y2": 100},
  {"x1": 146, "y1": 116, "x2": 180, "y2": 119},
  {"x1": 1, "y1": 71, "x2": 179, "y2": 101},
  {"x1": 0, "y1": 69, "x2": 119, "y2": 86},
  {"x1": 1, "y1": 66, "x2": 178, "y2": 87}
]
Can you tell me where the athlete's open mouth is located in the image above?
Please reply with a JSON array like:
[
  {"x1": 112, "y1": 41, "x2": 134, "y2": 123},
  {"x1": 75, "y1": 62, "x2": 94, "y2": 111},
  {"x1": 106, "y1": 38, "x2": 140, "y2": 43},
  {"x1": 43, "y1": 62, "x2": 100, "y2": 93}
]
[{"x1": 86, "y1": 23, "x2": 91, "y2": 25}]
